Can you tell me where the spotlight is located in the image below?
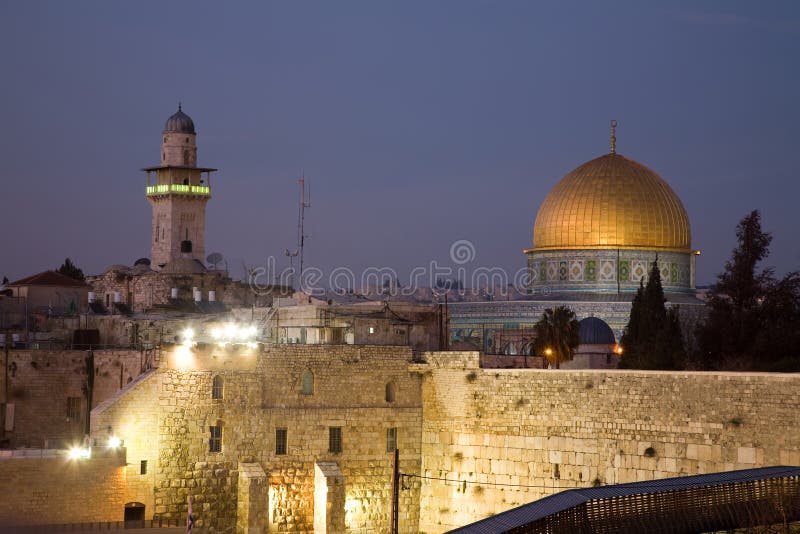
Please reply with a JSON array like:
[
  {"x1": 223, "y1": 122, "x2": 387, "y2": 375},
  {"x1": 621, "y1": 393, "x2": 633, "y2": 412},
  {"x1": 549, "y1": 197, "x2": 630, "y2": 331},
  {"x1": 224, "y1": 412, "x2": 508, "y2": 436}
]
[
  {"x1": 108, "y1": 436, "x2": 122, "y2": 449},
  {"x1": 68, "y1": 446, "x2": 91, "y2": 460}
]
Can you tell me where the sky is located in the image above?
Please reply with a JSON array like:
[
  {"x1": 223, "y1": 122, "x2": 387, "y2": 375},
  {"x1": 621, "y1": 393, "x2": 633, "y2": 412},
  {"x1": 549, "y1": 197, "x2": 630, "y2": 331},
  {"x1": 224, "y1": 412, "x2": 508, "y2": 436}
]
[{"x1": 1, "y1": 1, "x2": 798, "y2": 287}]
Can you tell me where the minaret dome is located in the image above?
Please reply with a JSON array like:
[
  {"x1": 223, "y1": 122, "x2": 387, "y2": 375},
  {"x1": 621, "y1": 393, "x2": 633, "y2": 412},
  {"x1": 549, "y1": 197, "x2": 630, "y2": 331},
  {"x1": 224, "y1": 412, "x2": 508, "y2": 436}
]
[{"x1": 161, "y1": 104, "x2": 197, "y2": 167}]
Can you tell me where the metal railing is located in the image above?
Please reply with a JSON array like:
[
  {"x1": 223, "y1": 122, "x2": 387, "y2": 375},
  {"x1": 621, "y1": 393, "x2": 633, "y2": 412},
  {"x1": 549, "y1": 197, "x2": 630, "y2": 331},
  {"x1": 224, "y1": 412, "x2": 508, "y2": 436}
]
[{"x1": 0, "y1": 519, "x2": 207, "y2": 533}]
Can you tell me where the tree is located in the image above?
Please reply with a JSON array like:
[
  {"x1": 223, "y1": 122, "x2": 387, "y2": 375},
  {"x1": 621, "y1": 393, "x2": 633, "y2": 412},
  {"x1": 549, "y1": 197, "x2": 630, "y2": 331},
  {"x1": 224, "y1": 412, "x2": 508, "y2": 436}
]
[
  {"x1": 1, "y1": 276, "x2": 7, "y2": 285},
  {"x1": 533, "y1": 306, "x2": 580, "y2": 369},
  {"x1": 695, "y1": 210, "x2": 800, "y2": 371},
  {"x1": 57, "y1": 258, "x2": 85, "y2": 281},
  {"x1": 620, "y1": 259, "x2": 685, "y2": 370}
]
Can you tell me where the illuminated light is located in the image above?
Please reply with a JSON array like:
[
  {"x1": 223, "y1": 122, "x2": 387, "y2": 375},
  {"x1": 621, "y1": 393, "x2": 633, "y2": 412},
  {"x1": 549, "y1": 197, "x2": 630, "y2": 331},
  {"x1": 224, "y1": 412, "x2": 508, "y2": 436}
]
[
  {"x1": 544, "y1": 348, "x2": 553, "y2": 356},
  {"x1": 145, "y1": 184, "x2": 210, "y2": 196},
  {"x1": 614, "y1": 345, "x2": 624, "y2": 355},
  {"x1": 245, "y1": 342, "x2": 257, "y2": 349},
  {"x1": 68, "y1": 446, "x2": 91, "y2": 460},
  {"x1": 210, "y1": 328, "x2": 222, "y2": 340},
  {"x1": 173, "y1": 344, "x2": 194, "y2": 369},
  {"x1": 107, "y1": 436, "x2": 122, "y2": 449},
  {"x1": 224, "y1": 323, "x2": 237, "y2": 339},
  {"x1": 181, "y1": 327, "x2": 196, "y2": 348}
]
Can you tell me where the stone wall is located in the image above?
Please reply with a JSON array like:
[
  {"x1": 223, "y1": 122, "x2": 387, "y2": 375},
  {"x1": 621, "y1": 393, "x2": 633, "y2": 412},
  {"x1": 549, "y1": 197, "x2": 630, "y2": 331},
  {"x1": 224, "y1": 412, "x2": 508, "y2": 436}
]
[
  {"x1": 415, "y1": 352, "x2": 800, "y2": 533},
  {"x1": 1, "y1": 349, "x2": 148, "y2": 449},
  {"x1": 0, "y1": 448, "x2": 126, "y2": 526},
  {"x1": 92, "y1": 344, "x2": 424, "y2": 533}
]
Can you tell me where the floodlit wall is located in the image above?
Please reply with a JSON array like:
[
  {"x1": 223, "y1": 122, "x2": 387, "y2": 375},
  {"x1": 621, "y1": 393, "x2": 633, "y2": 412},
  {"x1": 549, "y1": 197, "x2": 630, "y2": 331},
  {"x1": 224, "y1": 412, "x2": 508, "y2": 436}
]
[
  {"x1": 416, "y1": 352, "x2": 800, "y2": 533},
  {"x1": 0, "y1": 449, "x2": 125, "y2": 526},
  {"x1": 91, "y1": 344, "x2": 423, "y2": 533},
  {"x1": 0, "y1": 349, "x2": 147, "y2": 449}
]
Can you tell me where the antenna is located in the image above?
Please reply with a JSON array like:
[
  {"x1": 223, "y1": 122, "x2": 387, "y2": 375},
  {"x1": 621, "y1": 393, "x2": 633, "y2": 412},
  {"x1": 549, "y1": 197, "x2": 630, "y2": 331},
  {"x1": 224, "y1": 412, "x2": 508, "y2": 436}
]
[
  {"x1": 297, "y1": 174, "x2": 311, "y2": 283},
  {"x1": 284, "y1": 248, "x2": 299, "y2": 289},
  {"x1": 610, "y1": 120, "x2": 618, "y2": 154}
]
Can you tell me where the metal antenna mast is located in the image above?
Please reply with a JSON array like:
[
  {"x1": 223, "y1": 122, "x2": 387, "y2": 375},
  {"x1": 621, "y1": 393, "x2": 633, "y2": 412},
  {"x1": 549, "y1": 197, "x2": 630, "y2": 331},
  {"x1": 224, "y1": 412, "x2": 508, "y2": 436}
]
[{"x1": 297, "y1": 174, "x2": 311, "y2": 282}]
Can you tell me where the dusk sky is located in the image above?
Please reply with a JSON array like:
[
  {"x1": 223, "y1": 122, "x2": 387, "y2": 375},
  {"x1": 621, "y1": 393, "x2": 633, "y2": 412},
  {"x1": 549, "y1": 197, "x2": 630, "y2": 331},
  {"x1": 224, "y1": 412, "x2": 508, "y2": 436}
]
[{"x1": 1, "y1": 1, "x2": 798, "y2": 287}]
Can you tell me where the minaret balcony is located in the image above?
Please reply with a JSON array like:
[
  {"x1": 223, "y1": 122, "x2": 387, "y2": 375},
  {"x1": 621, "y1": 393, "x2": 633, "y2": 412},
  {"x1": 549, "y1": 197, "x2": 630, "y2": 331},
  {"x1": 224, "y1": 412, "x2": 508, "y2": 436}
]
[{"x1": 146, "y1": 184, "x2": 210, "y2": 196}]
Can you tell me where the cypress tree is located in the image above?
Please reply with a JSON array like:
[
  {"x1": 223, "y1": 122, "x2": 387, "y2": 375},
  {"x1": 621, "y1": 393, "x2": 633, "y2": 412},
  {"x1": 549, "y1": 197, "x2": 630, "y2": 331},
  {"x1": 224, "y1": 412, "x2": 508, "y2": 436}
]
[{"x1": 620, "y1": 259, "x2": 685, "y2": 369}]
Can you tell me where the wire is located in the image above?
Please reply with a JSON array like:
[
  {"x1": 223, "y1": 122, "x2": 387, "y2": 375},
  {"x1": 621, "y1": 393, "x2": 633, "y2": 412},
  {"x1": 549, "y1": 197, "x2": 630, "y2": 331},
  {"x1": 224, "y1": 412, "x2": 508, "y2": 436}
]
[
  {"x1": 400, "y1": 467, "x2": 800, "y2": 492},
  {"x1": 400, "y1": 473, "x2": 569, "y2": 489}
]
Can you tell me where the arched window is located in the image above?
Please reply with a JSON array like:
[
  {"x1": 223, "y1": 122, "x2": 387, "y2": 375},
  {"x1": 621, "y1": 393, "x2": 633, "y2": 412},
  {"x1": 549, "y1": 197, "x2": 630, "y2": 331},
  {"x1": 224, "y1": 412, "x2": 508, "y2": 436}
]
[
  {"x1": 385, "y1": 381, "x2": 397, "y2": 403},
  {"x1": 301, "y1": 369, "x2": 314, "y2": 395},
  {"x1": 212, "y1": 375, "x2": 223, "y2": 400}
]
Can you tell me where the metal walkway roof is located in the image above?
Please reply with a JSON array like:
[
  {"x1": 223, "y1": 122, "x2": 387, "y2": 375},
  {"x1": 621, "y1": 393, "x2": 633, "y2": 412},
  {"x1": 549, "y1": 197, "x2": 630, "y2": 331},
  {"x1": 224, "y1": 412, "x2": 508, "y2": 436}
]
[{"x1": 448, "y1": 466, "x2": 800, "y2": 534}]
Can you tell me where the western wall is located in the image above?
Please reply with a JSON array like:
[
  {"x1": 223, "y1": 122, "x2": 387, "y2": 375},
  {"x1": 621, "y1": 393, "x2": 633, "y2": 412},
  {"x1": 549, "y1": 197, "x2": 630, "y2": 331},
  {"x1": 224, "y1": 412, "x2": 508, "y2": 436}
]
[{"x1": 417, "y1": 352, "x2": 800, "y2": 532}]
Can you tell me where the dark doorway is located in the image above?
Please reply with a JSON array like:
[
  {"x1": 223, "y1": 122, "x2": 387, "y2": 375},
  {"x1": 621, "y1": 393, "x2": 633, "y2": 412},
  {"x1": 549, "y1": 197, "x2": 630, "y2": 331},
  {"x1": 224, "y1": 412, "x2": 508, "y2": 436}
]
[{"x1": 124, "y1": 502, "x2": 145, "y2": 526}]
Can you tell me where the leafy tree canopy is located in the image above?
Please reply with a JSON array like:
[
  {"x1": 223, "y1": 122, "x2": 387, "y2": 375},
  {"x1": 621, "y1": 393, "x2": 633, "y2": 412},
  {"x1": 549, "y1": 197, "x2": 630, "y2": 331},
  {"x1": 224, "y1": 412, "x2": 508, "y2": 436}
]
[
  {"x1": 533, "y1": 305, "x2": 580, "y2": 369},
  {"x1": 695, "y1": 210, "x2": 800, "y2": 371},
  {"x1": 57, "y1": 258, "x2": 85, "y2": 282}
]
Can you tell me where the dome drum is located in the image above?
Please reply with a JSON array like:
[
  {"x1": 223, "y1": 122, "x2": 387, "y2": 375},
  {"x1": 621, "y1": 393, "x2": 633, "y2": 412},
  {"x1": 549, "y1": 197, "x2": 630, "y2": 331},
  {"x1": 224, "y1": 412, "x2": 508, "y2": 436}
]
[{"x1": 526, "y1": 248, "x2": 694, "y2": 293}]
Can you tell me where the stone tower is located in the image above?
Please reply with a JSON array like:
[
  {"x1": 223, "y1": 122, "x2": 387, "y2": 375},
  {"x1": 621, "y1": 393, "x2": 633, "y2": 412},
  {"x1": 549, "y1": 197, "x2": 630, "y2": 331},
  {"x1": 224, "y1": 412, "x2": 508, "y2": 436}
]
[{"x1": 143, "y1": 105, "x2": 216, "y2": 268}]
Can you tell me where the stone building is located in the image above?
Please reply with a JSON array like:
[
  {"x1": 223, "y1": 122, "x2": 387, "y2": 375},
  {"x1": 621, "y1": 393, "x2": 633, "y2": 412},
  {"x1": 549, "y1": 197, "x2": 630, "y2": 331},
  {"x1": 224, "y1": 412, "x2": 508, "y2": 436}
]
[
  {"x1": 145, "y1": 104, "x2": 216, "y2": 268},
  {"x1": 88, "y1": 106, "x2": 291, "y2": 316},
  {"x1": 269, "y1": 296, "x2": 442, "y2": 351},
  {"x1": 0, "y1": 349, "x2": 150, "y2": 449},
  {"x1": 4, "y1": 271, "x2": 88, "y2": 318},
  {"x1": 448, "y1": 123, "x2": 706, "y2": 353},
  {"x1": 560, "y1": 316, "x2": 620, "y2": 370},
  {"x1": 90, "y1": 344, "x2": 424, "y2": 533}
]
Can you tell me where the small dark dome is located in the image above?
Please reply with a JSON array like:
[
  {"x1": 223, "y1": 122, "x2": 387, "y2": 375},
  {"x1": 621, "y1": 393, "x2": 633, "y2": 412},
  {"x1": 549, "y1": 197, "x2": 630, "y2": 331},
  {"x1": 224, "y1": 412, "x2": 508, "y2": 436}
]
[
  {"x1": 163, "y1": 104, "x2": 195, "y2": 134},
  {"x1": 578, "y1": 317, "x2": 616, "y2": 345}
]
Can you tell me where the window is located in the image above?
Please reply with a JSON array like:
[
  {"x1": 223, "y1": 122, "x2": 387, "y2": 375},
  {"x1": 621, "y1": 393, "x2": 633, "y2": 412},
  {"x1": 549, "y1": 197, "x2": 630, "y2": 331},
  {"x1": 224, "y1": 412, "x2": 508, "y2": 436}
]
[
  {"x1": 368, "y1": 326, "x2": 375, "y2": 334},
  {"x1": 329, "y1": 427, "x2": 342, "y2": 454},
  {"x1": 67, "y1": 397, "x2": 81, "y2": 421},
  {"x1": 212, "y1": 375, "x2": 223, "y2": 400},
  {"x1": 209, "y1": 425, "x2": 222, "y2": 453},
  {"x1": 301, "y1": 369, "x2": 314, "y2": 395},
  {"x1": 276, "y1": 428, "x2": 287, "y2": 455},
  {"x1": 385, "y1": 382, "x2": 397, "y2": 403},
  {"x1": 387, "y1": 428, "x2": 397, "y2": 453},
  {"x1": 140, "y1": 460, "x2": 148, "y2": 475}
]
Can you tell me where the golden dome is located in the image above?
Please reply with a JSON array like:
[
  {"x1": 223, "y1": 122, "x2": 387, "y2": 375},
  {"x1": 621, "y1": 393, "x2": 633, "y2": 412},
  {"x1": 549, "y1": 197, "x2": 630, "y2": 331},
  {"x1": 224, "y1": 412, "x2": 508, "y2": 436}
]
[{"x1": 531, "y1": 153, "x2": 691, "y2": 251}]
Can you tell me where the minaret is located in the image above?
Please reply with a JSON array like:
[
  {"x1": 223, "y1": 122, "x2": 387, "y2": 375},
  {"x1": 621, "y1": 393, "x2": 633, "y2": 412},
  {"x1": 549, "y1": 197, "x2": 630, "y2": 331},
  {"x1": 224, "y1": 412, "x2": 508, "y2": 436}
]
[{"x1": 143, "y1": 105, "x2": 217, "y2": 268}]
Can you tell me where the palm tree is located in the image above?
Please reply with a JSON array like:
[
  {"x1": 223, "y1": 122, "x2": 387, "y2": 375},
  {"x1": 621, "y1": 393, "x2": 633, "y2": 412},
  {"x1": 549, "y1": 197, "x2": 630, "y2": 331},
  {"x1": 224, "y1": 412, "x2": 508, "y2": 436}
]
[{"x1": 533, "y1": 306, "x2": 580, "y2": 369}]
